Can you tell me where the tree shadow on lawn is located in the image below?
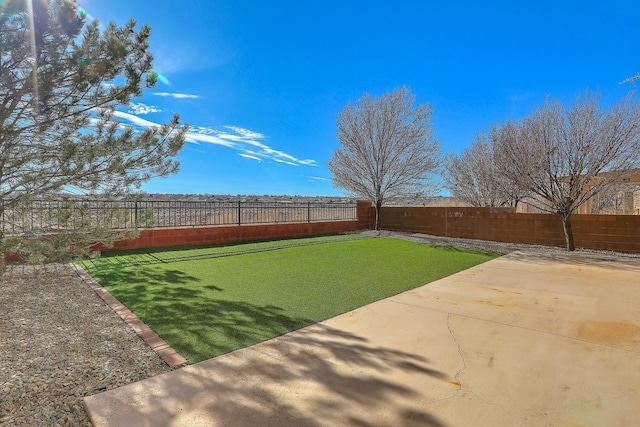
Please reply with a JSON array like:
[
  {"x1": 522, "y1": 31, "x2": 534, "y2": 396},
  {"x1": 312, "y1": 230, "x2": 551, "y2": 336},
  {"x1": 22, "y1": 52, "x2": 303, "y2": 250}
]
[
  {"x1": 85, "y1": 258, "x2": 454, "y2": 426},
  {"x1": 155, "y1": 298, "x2": 315, "y2": 363},
  {"x1": 87, "y1": 265, "x2": 201, "y2": 305},
  {"x1": 87, "y1": 265, "x2": 315, "y2": 363}
]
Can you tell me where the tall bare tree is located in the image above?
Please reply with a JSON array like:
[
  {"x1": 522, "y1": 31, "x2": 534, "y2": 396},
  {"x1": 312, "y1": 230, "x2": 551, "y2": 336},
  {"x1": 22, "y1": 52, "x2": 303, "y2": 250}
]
[
  {"x1": 444, "y1": 130, "x2": 525, "y2": 208},
  {"x1": 0, "y1": 0, "x2": 187, "y2": 267},
  {"x1": 328, "y1": 87, "x2": 441, "y2": 229},
  {"x1": 590, "y1": 182, "x2": 639, "y2": 214},
  {"x1": 493, "y1": 91, "x2": 640, "y2": 250},
  {"x1": 620, "y1": 72, "x2": 640, "y2": 85}
]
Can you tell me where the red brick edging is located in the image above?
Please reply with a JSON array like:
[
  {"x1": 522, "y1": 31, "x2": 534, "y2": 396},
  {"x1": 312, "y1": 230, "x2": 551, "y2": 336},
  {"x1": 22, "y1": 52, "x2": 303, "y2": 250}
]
[{"x1": 72, "y1": 263, "x2": 189, "y2": 369}]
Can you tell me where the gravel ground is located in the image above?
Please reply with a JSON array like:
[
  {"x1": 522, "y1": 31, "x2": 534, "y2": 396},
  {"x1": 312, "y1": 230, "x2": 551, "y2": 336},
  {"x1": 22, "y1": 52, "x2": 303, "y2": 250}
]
[
  {"x1": 1, "y1": 232, "x2": 637, "y2": 426},
  {"x1": 0, "y1": 263, "x2": 172, "y2": 427}
]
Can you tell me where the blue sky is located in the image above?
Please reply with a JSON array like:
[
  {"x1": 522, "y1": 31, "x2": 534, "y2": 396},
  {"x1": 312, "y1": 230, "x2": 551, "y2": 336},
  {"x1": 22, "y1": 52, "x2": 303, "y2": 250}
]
[{"x1": 79, "y1": 0, "x2": 640, "y2": 196}]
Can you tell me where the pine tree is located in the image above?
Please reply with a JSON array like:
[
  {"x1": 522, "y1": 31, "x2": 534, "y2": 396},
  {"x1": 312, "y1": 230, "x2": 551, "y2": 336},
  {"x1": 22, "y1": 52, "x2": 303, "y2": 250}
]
[{"x1": 0, "y1": 0, "x2": 187, "y2": 268}]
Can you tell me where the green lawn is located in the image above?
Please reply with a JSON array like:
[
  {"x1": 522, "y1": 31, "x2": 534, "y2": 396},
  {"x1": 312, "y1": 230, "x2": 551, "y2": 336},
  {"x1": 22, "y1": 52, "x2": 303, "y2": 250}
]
[{"x1": 82, "y1": 236, "x2": 502, "y2": 363}]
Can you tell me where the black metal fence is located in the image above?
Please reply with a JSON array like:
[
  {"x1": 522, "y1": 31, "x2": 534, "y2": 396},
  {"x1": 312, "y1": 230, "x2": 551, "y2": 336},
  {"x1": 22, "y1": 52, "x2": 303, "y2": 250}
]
[{"x1": 0, "y1": 199, "x2": 359, "y2": 234}]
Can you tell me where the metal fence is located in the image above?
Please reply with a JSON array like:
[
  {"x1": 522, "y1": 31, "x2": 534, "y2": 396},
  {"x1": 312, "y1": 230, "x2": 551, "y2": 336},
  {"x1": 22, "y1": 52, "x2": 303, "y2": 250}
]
[{"x1": 0, "y1": 199, "x2": 359, "y2": 234}]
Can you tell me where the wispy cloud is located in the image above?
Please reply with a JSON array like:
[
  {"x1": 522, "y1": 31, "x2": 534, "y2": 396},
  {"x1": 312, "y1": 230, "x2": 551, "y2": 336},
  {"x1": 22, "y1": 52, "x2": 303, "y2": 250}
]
[
  {"x1": 154, "y1": 92, "x2": 201, "y2": 99},
  {"x1": 109, "y1": 112, "x2": 318, "y2": 167},
  {"x1": 185, "y1": 147, "x2": 206, "y2": 154},
  {"x1": 128, "y1": 103, "x2": 162, "y2": 115},
  {"x1": 225, "y1": 126, "x2": 266, "y2": 140},
  {"x1": 111, "y1": 111, "x2": 161, "y2": 128},
  {"x1": 308, "y1": 176, "x2": 331, "y2": 182},
  {"x1": 239, "y1": 153, "x2": 262, "y2": 162},
  {"x1": 187, "y1": 125, "x2": 319, "y2": 167},
  {"x1": 184, "y1": 132, "x2": 237, "y2": 148}
]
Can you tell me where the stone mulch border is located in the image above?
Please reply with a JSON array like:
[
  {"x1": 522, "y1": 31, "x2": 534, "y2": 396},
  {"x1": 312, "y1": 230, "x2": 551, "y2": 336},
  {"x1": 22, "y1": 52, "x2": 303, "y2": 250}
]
[{"x1": 72, "y1": 263, "x2": 189, "y2": 369}]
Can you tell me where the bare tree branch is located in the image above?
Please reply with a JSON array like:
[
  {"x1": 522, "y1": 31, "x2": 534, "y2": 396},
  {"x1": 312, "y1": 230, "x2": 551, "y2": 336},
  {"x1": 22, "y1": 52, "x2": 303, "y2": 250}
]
[
  {"x1": 443, "y1": 130, "x2": 527, "y2": 208},
  {"x1": 493, "y1": 90, "x2": 640, "y2": 250},
  {"x1": 328, "y1": 87, "x2": 441, "y2": 229}
]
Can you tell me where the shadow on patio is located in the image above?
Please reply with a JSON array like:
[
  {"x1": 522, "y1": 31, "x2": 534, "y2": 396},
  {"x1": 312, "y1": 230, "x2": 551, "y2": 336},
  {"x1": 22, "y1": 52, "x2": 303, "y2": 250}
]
[{"x1": 85, "y1": 323, "x2": 449, "y2": 426}]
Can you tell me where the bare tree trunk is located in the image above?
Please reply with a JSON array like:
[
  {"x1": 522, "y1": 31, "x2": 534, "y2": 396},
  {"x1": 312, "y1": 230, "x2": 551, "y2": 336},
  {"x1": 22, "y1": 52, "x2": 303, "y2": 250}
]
[
  {"x1": 561, "y1": 213, "x2": 576, "y2": 251},
  {"x1": 374, "y1": 200, "x2": 382, "y2": 231}
]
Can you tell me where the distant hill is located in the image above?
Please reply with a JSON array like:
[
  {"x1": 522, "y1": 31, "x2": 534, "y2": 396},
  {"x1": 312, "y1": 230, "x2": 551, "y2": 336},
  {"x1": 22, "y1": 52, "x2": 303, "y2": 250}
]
[
  {"x1": 143, "y1": 194, "x2": 357, "y2": 203},
  {"x1": 386, "y1": 196, "x2": 473, "y2": 207}
]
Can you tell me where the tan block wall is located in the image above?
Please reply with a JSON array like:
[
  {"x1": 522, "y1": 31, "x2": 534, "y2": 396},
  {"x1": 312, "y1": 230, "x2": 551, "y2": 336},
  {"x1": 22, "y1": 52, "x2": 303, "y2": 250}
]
[{"x1": 377, "y1": 206, "x2": 640, "y2": 253}]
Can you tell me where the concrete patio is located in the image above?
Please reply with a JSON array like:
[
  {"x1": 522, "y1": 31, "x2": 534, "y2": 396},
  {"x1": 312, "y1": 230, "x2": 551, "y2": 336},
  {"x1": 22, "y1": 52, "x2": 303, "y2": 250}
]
[{"x1": 84, "y1": 250, "x2": 640, "y2": 426}]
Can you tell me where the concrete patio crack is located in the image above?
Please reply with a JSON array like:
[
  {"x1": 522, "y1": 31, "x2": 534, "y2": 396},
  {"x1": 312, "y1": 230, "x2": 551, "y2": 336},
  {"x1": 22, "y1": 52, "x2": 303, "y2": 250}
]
[
  {"x1": 424, "y1": 312, "x2": 466, "y2": 406},
  {"x1": 448, "y1": 313, "x2": 466, "y2": 393}
]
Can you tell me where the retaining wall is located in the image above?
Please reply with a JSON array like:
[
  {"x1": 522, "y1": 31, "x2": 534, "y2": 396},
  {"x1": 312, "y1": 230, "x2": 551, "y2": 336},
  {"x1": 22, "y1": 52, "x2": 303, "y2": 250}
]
[
  {"x1": 95, "y1": 200, "x2": 373, "y2": 252},
  {"x1": 3, "y1": 202, "x2": 372, "y2": 261},
  {"x1": 378, "y1": 206, "x2": 640, "y2": 253}
]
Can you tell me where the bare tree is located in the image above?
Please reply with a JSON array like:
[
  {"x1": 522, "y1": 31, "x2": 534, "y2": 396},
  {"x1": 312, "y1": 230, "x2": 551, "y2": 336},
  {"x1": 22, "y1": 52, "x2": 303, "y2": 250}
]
[
  {"x1": 620, "y1": 72, "x2": 640, "y2": 85},
  {"x1": 444, "y1": 131, "x2": 526, "y2": 208},
  {"x1": 493, "y1": 91, "x2": 640, "y2": 250},
  {"x1": 590, "y1": 182, "x2": 640, "y2": 214},
  {"x1": 328, "y1": 87, "x2": 441, "y2": 229}
]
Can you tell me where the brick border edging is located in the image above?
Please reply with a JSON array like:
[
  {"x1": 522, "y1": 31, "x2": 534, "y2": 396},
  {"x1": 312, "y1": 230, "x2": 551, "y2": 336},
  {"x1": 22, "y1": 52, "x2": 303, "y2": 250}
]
[{"x1": 71, "y1": 262, "x2": 189, "y2": 369}]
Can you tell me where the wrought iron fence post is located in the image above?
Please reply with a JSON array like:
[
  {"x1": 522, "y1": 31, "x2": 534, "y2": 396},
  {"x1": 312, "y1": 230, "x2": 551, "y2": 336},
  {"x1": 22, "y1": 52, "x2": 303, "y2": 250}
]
[{"x1": 10, "y1": 198, "x2": 358, "y2": 232}]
